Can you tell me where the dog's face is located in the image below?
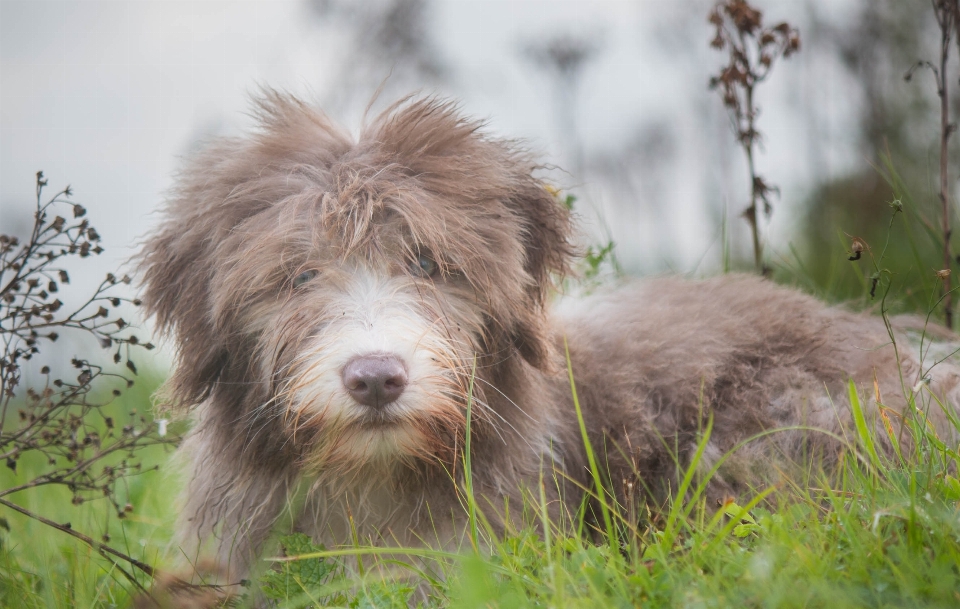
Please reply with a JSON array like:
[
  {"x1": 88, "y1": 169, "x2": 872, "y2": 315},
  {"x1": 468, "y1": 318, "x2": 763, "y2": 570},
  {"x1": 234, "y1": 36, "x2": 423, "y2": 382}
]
[
  {"x1": 140, "y1": 94, "x2": 573, "y2": 475},
  {"x1": 219, "y1": 215, "x2": 500, "y2": 470}
]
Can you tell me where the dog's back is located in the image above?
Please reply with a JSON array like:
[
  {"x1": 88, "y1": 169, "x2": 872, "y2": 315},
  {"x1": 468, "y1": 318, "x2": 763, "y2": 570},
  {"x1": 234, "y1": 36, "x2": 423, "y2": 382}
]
[{"x1": 556, "y1": 274, "x2": 960, "y2": 503}]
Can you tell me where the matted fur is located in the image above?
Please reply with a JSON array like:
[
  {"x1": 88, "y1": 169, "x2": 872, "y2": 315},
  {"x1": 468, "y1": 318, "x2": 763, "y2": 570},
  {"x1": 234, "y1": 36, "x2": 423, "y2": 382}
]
[{"x1": 140, "y1": 92, "x2": 960, "y2": 584}]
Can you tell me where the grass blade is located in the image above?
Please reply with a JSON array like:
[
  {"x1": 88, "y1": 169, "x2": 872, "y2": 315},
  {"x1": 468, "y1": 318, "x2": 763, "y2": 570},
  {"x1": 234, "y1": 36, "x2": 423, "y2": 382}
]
[
  {"x1": 848, "y1": 379, "x2": 883, "y2": 471},
  {"x1": 563, "y1": 337, "x2": 617, "y2": 553}
]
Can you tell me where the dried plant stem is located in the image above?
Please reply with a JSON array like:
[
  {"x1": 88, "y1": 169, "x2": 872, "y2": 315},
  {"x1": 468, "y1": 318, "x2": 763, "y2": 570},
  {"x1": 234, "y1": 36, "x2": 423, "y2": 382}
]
[
  {"x1": 937, "y1": 2, "x2": 956, "y2": 329},
  {"x1": 905, "y1": 1, "x2": 960, "y2": 327},
  {"x1": 0, "y1": 497, "x2": 156, "y2": 590},
  {"x1": 742, "y1": 84, "x2": 763, "y2": 270},
  {"x1": 1, "y1": 172, "x2": 183, "y2": 599},
  {"x1": 0, "y1": 496, "x2": 229, "y2": 604},
  {"x1": 0, "y1": 438, "x2": 160, "y2": 499},
  {"x1": 709, "y1": 0, "x2": 799, "y2": 275}
]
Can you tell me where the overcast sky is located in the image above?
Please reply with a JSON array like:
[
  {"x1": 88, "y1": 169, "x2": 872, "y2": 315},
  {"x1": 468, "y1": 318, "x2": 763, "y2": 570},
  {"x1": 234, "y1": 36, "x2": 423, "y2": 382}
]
[{"x1": 1, "y1": 0, "x2": 863, "y2": 286}]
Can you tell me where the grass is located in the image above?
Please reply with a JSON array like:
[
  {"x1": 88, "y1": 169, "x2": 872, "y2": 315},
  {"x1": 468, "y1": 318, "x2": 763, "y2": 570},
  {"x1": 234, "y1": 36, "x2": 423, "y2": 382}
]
[
  {"x1": 0, "y1": 375, "x2": 182, "y2": 608},
  {"x1": 243, "y1": 376, "x2": 960, "y2": 608},
  {"x1": 2, "y1": 352, "x2": 959, "y2": 608}
]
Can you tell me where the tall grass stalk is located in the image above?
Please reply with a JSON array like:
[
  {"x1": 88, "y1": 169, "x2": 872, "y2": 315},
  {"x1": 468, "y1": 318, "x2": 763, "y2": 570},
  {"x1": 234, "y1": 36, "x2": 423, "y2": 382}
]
[
  {"x1": 463, "y1": 356, "x2": 479, "y2": 552},
  {"x1": 562, "y1": 336, "x2": 617, "y2": 554},
  {"x1": 848, "y1": 379, "x2": 883, "y2": 472}
]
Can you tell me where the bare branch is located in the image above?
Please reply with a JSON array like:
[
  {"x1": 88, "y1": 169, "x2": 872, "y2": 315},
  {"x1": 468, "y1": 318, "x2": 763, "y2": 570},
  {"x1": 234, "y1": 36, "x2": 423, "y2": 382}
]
[{"x1": 0, "y1": 171, "x2": 181, "y2": 587}]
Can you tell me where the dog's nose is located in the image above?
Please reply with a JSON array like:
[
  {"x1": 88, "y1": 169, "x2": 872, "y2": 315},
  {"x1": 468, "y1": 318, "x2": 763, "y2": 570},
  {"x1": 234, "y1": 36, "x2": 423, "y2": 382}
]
[{"x1": 342, "y1": 354, "x2": 408, "y2": 409}]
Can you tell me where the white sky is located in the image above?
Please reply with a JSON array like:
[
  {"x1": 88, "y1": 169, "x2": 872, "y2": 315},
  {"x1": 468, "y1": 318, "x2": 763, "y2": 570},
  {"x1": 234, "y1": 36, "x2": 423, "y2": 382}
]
[{"x1": 0, "y1": 0, "x2": 864, "y2": 284}]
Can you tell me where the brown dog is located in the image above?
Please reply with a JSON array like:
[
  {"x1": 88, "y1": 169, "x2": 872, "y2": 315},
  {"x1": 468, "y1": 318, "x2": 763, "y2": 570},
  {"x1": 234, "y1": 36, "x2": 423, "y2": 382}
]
[{"x1": 140, "y1": 92, "x2": 960, "y2": 584}]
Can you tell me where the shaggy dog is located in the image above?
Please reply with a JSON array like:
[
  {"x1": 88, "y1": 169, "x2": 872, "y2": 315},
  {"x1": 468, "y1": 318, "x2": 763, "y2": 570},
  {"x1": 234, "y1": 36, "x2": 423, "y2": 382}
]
[{"x1": 140, "y1": 92, "x2": 960, "y2": 585}]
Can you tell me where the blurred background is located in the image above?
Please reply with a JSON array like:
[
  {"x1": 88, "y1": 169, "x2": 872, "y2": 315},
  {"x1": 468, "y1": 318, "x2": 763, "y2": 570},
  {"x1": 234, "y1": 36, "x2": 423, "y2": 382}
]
[{"x1": 0, "y1": 0, "x2": 953, "y2": 310}]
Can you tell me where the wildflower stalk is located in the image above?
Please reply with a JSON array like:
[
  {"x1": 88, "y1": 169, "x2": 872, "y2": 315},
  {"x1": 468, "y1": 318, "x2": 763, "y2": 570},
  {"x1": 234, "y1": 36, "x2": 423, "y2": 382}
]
[
  {"x1": 709, "y1": 0, "x2": 800, "y2": 274},
  {"x1": 938, "y1": 1, "x2": 958, "y2": 329},
  {"x1": 905, "y1": 0, "x2": 959, "y2": 328},
  {"x1": 742, "y1": 76, "x2": 762, "y2": 272}
]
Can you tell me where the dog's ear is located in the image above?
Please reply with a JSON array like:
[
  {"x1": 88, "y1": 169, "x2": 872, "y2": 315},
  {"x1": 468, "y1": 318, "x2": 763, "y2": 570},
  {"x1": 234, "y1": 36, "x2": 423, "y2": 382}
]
[
  {"x1": 503, "y1": 177, "x2": 576, "y2": 369},
  {"x1": 140, "y1": 91, "x2": 352, "y2": 413},
  {"x1": 138, "y1": 201, "x2": 230, "y2": 412},
  {"x1": 510, "y1": 179, "x2": 575, "y2": 304},
  {"x1": 138, "y1": 141, "x2": 275, "y2": 412}
]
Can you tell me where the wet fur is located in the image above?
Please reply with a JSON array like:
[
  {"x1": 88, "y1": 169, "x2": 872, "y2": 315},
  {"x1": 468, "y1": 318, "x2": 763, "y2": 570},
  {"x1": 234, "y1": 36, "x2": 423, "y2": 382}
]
[{"x1": 140, "y1": 92, "x2": 960, "y2": 583}]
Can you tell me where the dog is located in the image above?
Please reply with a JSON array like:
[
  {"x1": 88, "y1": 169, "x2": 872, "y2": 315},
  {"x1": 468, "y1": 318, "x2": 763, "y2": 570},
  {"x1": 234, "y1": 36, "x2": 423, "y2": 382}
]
[{"x1": 139, "y1": 91, "x2": 960, "y2": 586}]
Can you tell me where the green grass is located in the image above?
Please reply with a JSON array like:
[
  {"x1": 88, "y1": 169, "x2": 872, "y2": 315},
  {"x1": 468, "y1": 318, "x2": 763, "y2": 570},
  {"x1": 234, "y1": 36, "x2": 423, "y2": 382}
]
[
  {"x1": 2, "y1": 360, "x2": 958, "y2": 608},
  {"x1": 0, "y1": 375, "x2": 181, "y2": 608},
  {"x1": 252, "y1": 383, "x2": 960, "y2": 609},
  {"x1": 272, "y1": 383, "x2": 960, "y2": 609}
]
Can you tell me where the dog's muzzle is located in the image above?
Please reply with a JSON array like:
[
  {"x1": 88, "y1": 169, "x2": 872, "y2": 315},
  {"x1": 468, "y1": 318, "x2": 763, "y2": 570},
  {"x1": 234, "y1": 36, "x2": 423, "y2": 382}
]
[{"x1": 341, "y1": 353, "x2": 408, "y2": 409}]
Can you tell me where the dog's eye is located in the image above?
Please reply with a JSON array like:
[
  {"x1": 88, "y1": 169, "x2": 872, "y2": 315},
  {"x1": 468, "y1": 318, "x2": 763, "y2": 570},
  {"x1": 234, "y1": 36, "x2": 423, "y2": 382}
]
[
  {"x1": 409, "y1": 255, "x2": 438, "y2": 279},
  {"x1": 293, "y1": 269, "x2": 318, "y2": 288}
]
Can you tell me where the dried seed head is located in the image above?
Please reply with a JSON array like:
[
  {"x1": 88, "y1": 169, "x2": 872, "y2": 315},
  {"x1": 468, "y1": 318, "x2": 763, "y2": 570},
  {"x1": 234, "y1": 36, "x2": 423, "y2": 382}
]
[{"x1": 848, "y1": 236, "x2": 866, "y2": 261}]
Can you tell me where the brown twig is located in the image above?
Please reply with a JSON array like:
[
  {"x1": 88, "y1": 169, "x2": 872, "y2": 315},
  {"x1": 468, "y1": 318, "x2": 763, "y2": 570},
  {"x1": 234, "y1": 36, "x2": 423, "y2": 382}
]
[
  {"x1": 0, "y1": 172, "x2": 183, "y2": 597},
  {"x1": 0, "y1": 496, "x2": 232, "y2": 607},
  {"x1": 906, "y1": 1, "x2": 959, "y2": 328},
  {"x1": 708, "y1": 0, "x2": 800, "y2": 275},
  {"x1": 0, "y1": 496, "x2": 155, "y2": 589},
  {"x1": 941, "y1": 6, "x2": 955, "y2": 330}
]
